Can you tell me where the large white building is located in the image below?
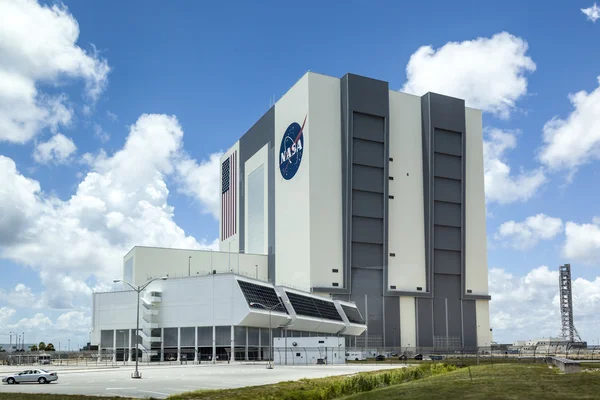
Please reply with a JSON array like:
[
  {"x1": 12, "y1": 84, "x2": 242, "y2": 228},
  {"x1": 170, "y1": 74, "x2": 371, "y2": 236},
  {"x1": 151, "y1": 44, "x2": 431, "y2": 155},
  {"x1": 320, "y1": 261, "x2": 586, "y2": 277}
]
[
  {"x1": 91, "y1": 71, "x2": 492, "y2": 361},
  {"x1": 219, "y1": 72, "x2": 491, "y2": 350}
]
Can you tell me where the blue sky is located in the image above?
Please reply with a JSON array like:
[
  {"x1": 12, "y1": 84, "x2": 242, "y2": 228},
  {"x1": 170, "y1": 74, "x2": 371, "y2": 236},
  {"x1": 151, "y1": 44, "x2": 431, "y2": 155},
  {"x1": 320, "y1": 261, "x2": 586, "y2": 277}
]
[{"x1": 1, "y1": 0, "x2": 600, "y2": 347}]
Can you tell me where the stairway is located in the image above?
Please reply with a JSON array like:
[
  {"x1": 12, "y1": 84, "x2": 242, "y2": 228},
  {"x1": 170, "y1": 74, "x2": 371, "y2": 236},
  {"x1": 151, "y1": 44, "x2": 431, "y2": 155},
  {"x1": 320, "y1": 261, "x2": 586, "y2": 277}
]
[{"x1": 139, "y1": 290, "x2": 162, "y2": 361}]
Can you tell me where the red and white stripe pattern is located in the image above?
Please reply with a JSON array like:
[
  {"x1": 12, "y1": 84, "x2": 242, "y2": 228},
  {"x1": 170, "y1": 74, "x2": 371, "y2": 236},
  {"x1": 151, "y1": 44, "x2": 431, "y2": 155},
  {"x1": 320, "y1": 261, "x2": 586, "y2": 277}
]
[{"x1": 221, "y1": 151, "x2": 237, "y2": 240}]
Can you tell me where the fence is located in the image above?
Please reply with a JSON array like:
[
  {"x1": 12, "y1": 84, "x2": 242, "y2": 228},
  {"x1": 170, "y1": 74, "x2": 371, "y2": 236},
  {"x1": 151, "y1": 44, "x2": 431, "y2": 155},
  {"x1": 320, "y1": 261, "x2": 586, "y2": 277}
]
[{"x1": 1, "y1": 344, "x2": 599, "y2": 367}]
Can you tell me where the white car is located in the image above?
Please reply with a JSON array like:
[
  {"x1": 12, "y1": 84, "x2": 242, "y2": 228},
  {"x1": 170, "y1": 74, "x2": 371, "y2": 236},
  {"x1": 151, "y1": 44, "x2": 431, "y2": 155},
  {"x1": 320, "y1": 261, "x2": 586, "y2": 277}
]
[{"x1": 2, "y1": 369, "x2": 58, "y2": 384}]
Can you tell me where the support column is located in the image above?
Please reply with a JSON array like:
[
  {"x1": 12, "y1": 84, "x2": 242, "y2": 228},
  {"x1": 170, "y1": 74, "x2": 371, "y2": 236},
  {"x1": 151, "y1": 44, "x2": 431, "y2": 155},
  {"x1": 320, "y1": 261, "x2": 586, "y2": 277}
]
[
  {"x1": 177, "y1": 327, "x2": 181, "y2": 362},
  {"x1": 258, "y1": 328, "x2": 262, "y2": 361},
  {"x1": 245, "y1": 327, "x2": 249, "y2": 361},
  {"x1": 212, "y1": 326, "x2": 216, "y2": 364},
  {"x1": 112, "y1": 330, "x2": 117, "y2": 363},
  {"x1": 194, "y1": 327, "x2": 198, "y2": 364},
  {"x1": 230, "y1": 326, "x2": 235, "y2": 363},
  {"x1": 128, "y1": 329, "x2": 132, "y2": 364},
  {"x1": 160, "y1": 328, "x2": 164, "y2": 362}
]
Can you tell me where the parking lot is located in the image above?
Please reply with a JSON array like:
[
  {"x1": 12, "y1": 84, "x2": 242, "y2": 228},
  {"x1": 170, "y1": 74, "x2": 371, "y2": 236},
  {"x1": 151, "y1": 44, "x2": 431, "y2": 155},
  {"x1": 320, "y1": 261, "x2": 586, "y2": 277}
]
[{"x1": 0, "y1": 363, "x2": 405, "y2": 399}]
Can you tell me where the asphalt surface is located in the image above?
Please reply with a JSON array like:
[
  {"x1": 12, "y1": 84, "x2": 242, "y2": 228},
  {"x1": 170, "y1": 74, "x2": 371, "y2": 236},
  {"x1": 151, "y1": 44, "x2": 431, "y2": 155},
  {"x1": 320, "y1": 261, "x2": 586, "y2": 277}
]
[{"x1": 0, "y1": 363, "x2": 406, "y2": 399}]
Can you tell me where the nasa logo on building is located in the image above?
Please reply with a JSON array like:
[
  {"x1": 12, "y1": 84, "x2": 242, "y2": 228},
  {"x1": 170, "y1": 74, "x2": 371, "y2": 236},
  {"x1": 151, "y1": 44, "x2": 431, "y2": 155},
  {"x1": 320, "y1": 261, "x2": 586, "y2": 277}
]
[{"x1": 279, "y1": 115, "x2": 306, "y2": 180}]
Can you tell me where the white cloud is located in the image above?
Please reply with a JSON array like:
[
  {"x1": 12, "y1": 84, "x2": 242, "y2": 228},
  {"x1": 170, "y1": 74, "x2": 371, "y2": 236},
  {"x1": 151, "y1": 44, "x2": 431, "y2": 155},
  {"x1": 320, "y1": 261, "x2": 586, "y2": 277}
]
[
  {"x1": 54, "y1": 310, "x2": 91, "y2": 331},
  {"x1": 7, "y1": 312, "x2": 53, "y2": 332},
  {"x1": 2, "y1": 310, "x2": 90, "y2": 345},
  {"x1": 106, "y1": 111, "x2": 118, "y2": 122},
  {"x1": 93, "y1": 123, "x2": 109, "y2": 142},
  {"x1": 490, "y1": 266, "x2": 600, "y2": 343},
  {"x1": 175, "y1": 152, "x2": 223, "y2": 219},
  {"x1": 0, "y1": 283, "x2": 37, "y2": 308},
  {"x1": 0, "y1": 0, "x2": 110, "y2": 143},
  {"x1": 563, "y1": 218, "x2": 600, "y2": 264},
  {"x1": 539, "y1": 77, "x2": 600, "y2": 178},
  {"x1": 484, "y1": 129, "x2": 546, "y2": 204},
  {"x1": 582, "y1": 3, "x2": 600, "y2": 22},
  {"x1": 1, "y1": 114, "x2": 217, "y2": 291},
  {"x1": 0, "y1": 306, "x2": 16, "y2": 323},
  {"x1": 402, "y1": 32, "x2": 536, "y2": 118},
  {"x1": 33, "y1": 133, "x2": 77, "y2": 164},
  {"x1": 496, "y1": 214, "x2": 563, "y2": 250},
  {"x1": 0, "y1": 156, "x2": 42, "y2": 245}
]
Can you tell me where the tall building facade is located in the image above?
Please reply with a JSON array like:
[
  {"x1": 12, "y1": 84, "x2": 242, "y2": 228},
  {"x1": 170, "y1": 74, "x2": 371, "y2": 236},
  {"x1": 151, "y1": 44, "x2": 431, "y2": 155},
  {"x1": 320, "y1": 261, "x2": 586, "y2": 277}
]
[{"x1": 219, "y1": 72, "x2": 491, "y2": 349}]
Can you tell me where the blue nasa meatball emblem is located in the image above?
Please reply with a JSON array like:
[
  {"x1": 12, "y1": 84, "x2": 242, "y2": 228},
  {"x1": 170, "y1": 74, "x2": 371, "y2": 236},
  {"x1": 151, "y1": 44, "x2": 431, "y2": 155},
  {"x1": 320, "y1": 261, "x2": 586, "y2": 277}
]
[{"x1": 279, "y1": 116, "x2": 306, "y2": 180}]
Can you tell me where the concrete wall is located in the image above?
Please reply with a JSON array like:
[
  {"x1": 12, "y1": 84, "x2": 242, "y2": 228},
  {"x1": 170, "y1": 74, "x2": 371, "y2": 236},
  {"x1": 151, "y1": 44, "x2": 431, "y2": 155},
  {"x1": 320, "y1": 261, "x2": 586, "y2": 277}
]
[
  {"x1": 129, "y1": 247, "x2": 268, "y2": 286},
  {"x1": 465, "y1": 107, "x2": 489, "y2": 295},
  {"x1": 308, "y1": 73, "x2": 344, "y2": 289},
  {"x1": 476, "y1": 299, "x2": 492, "y2": 347},
  {"x1": 244, "y1": 144, "x2": 269, "y2": 255},
  {"x1": 274, "y1": 73, "x2": 311, "y2": 291},
  {"x1": 388, "y1": 91, "x2": 426, "y2": 292},
  {"x1": 399, "y1": 296, "x2": 416, "y2": 348}
]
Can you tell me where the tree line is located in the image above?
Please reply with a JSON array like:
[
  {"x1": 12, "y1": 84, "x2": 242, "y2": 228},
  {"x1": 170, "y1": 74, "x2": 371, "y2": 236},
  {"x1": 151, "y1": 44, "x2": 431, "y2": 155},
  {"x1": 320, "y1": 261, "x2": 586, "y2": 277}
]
[{"x1": 28, "y1": 342, "x2": 57, "y2": 352}]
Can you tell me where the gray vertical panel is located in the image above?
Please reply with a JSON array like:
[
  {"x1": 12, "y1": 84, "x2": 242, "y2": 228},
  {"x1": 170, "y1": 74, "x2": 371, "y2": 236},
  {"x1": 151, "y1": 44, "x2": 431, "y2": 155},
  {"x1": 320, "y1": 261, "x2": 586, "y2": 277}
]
[
  {"x1": 238, "y1": 107, "x2": 275, "y2": 280},
  {"x1": 434, "y1": 153, "x2": 462, "y2": 180},
  {"x1": 462, "y1": 300, "x2": 477, "y2": 349},
  {"x1": 433, "y1": 297, "x2": 447, "y2": 338},
  {"x1": 351, "y1": 269, "x2": 384, "y2": 341},
  {"x1": 416, "y1": 298, "x2": 433, "y2": 347},
  {"x1": 434, "y1": 250, "x2": 461, "y2": 275},
  {"x1": 341, "y1": 74, "x2": 389, "y2": 345},
  {"x1": 422, "y1": 92, "x2": 470, "y2": 348},
  {"x1": 434, "y1": 226, "x2": 461, "y2": 251},
  {"x1": 434, "y1": 202, "x2": 461, "y2": 227},
  {"x1": 434, "y1": 178, "x2": 462, "y2": 203},
  {"x1": 352, "y1": 191, "x2": 384, "y2": 218},
  {"x1": 384, "y1": 296, "x2": 400, "y2": 348}
]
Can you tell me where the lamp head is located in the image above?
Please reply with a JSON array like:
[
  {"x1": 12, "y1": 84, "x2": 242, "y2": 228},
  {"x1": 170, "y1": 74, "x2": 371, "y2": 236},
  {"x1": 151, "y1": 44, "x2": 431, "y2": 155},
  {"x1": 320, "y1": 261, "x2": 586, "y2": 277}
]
[
  {"x1": 113, "y1": 279, "x2": 120, "y2": 283},
  {"x1": 161, "y1": 277, "x2": 168, "y2": 281}
]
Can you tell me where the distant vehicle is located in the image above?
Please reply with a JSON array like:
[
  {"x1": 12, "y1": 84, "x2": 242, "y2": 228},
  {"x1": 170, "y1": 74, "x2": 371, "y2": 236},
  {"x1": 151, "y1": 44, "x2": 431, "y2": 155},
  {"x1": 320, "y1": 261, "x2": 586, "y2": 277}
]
[
  {"x1": 38, "y1": 354, "x2": 52, "y2": 365},
  {"x1": 375, "y1": 355, "x2": 386, "y2": 361},
  {"x1": 399, "y1": 354, "x2": 408, "y2": 361},
  {"x1": 414, "y1": 354, "x2": 423, "y2": 360},
  {"x1": 2, "y1": 369, "x2": 58, "y2": 384},
  {"x1": 430, "y1": 355, "x2": 444, "y2": 361},
  {"x1": 345, "y1": 351, "x2": 366, "y2": 361}
]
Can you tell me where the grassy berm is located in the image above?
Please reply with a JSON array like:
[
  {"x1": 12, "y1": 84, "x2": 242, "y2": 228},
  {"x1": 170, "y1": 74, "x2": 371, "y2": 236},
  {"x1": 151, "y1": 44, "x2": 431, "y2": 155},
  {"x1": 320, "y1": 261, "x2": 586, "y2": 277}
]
[
  {"x1": 1, "y1": 363, "x2": 598, "y2": 400},
  {"x1": 345, "y1": 363, "x2": 600, "y2": 400}
]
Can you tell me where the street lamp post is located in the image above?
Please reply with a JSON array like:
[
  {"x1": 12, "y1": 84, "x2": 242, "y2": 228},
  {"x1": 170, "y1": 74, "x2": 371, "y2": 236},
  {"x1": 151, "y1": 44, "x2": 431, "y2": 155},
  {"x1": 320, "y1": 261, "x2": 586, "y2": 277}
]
[
  {"x1": 22, "y1": 332, "x2": 25, "y2": 351},
  {"x1": 114, "y1": 276, "x2": 168, "y2": 379},
  {"x1": 188, "y1": 256, "x2": 192, "y2": 276},
  {"x1": 249, "y1": 302, "x2": 280, "y2": 369},
  {"x1": 9, "y1": 331, "x2": 13, "y2": 352}
]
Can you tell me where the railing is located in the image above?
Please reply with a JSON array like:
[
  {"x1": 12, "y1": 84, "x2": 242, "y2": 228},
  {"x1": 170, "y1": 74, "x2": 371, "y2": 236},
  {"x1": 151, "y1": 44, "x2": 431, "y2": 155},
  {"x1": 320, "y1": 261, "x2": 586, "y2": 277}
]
[{"x1": 2, "y1": 345, "x2": 598, "y2": 367}]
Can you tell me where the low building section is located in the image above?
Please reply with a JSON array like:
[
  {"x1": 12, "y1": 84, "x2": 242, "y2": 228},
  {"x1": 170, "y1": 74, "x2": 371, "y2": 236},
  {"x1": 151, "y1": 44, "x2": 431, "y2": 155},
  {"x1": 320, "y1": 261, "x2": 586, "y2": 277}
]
[{"x1": 91, "y1": 273, "x2": 366, "y2": 362}]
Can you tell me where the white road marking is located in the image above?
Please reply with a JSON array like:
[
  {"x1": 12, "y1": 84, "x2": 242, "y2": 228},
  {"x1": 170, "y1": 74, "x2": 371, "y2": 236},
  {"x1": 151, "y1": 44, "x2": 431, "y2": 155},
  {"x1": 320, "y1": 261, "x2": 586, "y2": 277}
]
[
  {"x1": 137, "y1": 389, "x2": 170, "y2": 396},
  {"x1": 106, "y1": 387, "x2": 137, "y2": 390}
]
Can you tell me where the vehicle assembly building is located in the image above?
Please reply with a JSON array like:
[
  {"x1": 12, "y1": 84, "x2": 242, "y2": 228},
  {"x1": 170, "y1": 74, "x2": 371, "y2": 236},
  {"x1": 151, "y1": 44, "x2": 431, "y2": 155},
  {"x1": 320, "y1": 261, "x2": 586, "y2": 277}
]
[{"x1": 91, "y1": 72, "x2": 492, "y2": 361}]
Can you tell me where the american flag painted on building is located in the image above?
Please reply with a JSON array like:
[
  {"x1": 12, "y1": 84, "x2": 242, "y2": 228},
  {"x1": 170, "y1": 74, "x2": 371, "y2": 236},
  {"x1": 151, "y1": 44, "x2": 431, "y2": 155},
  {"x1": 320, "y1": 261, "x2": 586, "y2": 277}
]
[{"x1": 221, "y1": 151, "x2": 237, "y2": 240}]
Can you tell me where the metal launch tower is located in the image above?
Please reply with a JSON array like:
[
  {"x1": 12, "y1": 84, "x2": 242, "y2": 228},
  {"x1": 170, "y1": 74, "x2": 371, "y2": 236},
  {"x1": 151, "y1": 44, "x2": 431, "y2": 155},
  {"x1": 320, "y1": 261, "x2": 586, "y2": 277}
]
[{"x1": 559, "y1": 264, "x2": 582, "y2": 342}]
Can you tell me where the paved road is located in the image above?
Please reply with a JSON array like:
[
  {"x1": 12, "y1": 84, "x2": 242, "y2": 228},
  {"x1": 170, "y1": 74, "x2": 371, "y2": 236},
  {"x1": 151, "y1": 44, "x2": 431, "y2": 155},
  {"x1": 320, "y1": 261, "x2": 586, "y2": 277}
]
[{"x1": 0, "y1": 363, "x2": 406, "y2": 399}]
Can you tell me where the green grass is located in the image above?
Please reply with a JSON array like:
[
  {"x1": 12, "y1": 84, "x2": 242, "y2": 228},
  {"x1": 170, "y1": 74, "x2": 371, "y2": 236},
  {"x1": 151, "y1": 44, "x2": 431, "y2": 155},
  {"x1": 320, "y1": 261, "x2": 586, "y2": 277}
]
[
  {"x1": 343, "y1": 364, "x2": 600, "y2": 400},
  {"x1": 167, "y1": 364, "x2": 456, "y2": 400},
  {"x1": 0, "y1": 396, "x2": 140, "y2": 400}
]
